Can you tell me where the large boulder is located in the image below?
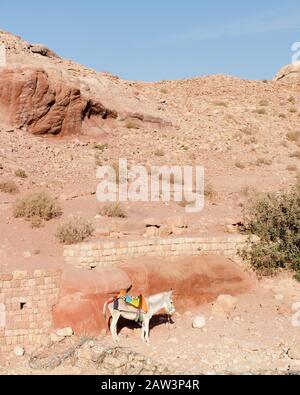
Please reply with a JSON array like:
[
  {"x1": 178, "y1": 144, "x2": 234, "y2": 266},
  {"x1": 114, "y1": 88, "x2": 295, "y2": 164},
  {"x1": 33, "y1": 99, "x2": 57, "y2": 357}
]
[
  {"x1": 29, "y1": 44, "x2": 59, "y2": 58},
  {"x1": 192, "y1": 314, "x2": 206, "y2": 329},
  {"x1": 121, "y1": 256, "x2": 251, "y2": 312},
  {"x1": 53, "y1": 256, "x2": 252, "y2": 336},
  {"x1": 0, "y1": 67, "x2": 117, "y2": 136},
  {"x1": 53, "y1": 293, "x2": 105, "y2": 336},
  {"x1": 53, "y1": 268, "x2": 132, "y2": 335}
]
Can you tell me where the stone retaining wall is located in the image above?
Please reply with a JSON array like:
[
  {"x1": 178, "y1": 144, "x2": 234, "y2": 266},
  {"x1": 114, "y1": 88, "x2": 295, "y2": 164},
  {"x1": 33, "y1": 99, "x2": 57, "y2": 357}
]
[
  {"x1": 64, "y1": 234, "x2": 254, "y2": 269},
  {"x1": 0, "y1": 269, "x2": 61, "y2": 353}
]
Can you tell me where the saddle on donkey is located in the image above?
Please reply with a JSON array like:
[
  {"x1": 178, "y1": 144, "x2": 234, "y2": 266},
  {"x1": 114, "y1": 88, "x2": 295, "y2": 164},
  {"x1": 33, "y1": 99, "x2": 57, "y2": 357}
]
[{"x1": 110, "y1": 285, "x2": 148, "y2": 322}]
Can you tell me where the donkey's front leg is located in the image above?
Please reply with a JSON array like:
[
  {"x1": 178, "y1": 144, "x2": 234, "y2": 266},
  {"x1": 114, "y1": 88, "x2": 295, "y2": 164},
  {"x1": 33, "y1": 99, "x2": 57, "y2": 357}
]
[
  {"x1": 141, "y1": 322, "x2": 146, "y2": 342},
  {"x1": 110, "y1": 314, "x2": 120, "y2": 343},
  {"x1": 143, "y1": 317, "x2": 150, "y2": 343}
]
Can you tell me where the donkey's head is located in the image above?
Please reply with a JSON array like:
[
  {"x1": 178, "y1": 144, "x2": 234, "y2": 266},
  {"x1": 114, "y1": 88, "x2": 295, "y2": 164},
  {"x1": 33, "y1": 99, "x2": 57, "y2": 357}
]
[{"x1": 164, "y1": 290, "x2": 176, "y2": 316}]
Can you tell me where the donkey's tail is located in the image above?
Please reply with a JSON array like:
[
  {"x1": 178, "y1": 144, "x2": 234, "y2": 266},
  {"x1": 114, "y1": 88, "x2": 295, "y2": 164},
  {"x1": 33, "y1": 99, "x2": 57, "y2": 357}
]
[
  {"x1": 103, "y1": 297, "x2": 114, "y2": 320},
  {"x1": 103, "y1": 301, "x2": 109, "y2": 320}
]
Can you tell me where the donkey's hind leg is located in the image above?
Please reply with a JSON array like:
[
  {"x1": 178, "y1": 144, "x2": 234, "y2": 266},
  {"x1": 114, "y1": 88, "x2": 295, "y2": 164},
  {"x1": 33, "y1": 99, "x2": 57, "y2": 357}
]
[
  {"x1": 143, "y1": 317, "x2": 150, "y2": 343},
  {"x1": 141, "y1": 321, "x2": 146, "y2": 342},
  {"x1": 110, "y1": 312, "x2": 120, "y2": 343}
]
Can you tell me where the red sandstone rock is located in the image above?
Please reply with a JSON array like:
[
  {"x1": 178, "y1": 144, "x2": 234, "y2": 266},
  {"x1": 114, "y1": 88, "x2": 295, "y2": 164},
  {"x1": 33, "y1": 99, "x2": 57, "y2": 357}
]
[
  {"x1": 53, "y1": 256, "x2": 252, "y2": 335},
  {"x1": 59, "y1": 267, "x2": 132, "y2": 296},
  {"x1": 0, "y1": 67, "x2": 117, "y2": 136},
  {"x1": 52, "y1": 268, "x2": 132, "y2": 335}
]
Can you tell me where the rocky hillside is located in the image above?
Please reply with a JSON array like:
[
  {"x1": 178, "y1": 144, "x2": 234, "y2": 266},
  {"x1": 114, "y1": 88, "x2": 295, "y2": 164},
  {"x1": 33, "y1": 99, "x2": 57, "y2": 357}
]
[
  {"x1": 1, "y1": 29, "x2": 300, "y2": 268},
  {"x1": 0, "y1": 30, "x2": 170, "y2": 137}
]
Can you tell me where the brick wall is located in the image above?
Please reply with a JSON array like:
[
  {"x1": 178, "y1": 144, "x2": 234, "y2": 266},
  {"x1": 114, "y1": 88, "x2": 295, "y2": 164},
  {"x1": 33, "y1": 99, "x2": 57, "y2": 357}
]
[
  {"x1": 0, "y1": 269, "x2": 61, "y2": 353},
  {"x1": 64, "y1": 234, "x2": 256, "y2": 269}
]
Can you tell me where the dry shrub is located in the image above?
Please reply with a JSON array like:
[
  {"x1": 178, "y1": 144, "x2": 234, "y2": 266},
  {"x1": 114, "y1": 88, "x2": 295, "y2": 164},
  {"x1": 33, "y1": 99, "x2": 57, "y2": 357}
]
[
  {"x1": 13, "y1": 192, "x2": 62, "y2": 224},
  {"x1": 56, "y1": 217, "x2": 94, "y2": 245},
  {"x1": 256, "y1": 158, "x2": 272, "y2": 166},
  {"x1": 240, "y1": 185, "x2": 300, "y2": 279},
  {"x1": 15, "y1": 169, "x2": 28, "y2": 179},
  {"x1": 255, "y1": 108, "x2": 267, "y2": 115},
  {"x1": 241, "y1": 127, "x2": 253, "y2": 136},
  {"x1": 0, "y1": 180, "x2": 19, "y2": 195},
  {"x1": 94, "y1": 143, "x2": 108, "y2": 152},
  {"x1": 99, "y1": 203, "x2": 127, "y2": 218},
  {"x1": 259, "y1": 100, "x2": 269, "y2": 107},
  {"x1": 289, "y1": 107, "x2": 298, "y2": 114},
  {"x1": 154, "y1": 149, "x2": 165, "y2": 157},
  {"x1": 204, "y1": 183, "x2": 218, "y2": 201},
  {"x1": 290, "y1": 151, "x2": 300, "y2": 160},
  {"x1": 125, "y1": 120, "x2": 140, "y2": 129},
  {"x1": 287, "y1": 131, "x2": 300, "y2": 142},
  {"x1": 213, "y1": 100, "x2": 228, "y2": 107},
  {"x1": 279, "y1": 113, "x2": 286, "y2": 119},
  {"x1": 287, "y1": 165, "x2": 298, "y2": 172},
  {"x1": 288, "y1": 96, "x2": 296, "y2": 104}
]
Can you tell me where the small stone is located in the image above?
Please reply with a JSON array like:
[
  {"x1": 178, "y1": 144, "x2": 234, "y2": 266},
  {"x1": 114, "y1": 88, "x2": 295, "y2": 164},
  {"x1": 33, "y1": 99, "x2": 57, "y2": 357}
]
[
  {"x1": 192, "y1": 314, "x2": 206, "y2": 329},
  {"x1": 55, "y1": 327, "x2": 73, "y2": 337},
  {"x1": 23, "y1": 251, "x2": 32, "y2": 258},
  {"x1": 14, "y1": 346, "x2": 25, "y2": 357}
]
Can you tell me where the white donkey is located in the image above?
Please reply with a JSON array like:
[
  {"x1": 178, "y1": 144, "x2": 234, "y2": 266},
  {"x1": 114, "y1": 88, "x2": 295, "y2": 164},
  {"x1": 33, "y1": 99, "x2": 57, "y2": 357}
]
[{"x1": 103, "y1": 290, "x2": 176, "y2": 343}]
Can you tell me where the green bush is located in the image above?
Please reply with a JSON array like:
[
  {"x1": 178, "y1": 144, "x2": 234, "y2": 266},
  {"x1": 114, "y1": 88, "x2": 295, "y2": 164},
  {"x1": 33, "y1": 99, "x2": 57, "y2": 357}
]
[{"x1": 240, "y1": 185, "x2": 300, "y2": 277}]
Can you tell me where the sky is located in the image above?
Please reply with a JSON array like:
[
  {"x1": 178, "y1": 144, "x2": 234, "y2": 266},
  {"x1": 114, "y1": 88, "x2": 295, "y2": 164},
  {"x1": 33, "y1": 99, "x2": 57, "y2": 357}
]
[{"x1": 1, "y1": 0, "x2": 300, "y2": 81}]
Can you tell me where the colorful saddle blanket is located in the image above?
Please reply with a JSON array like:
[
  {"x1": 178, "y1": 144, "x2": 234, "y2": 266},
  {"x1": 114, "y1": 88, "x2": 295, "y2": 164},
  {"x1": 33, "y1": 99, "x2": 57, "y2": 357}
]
[{"x1": 118, "y1": 290, "x2": 148, "y2": 313}]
